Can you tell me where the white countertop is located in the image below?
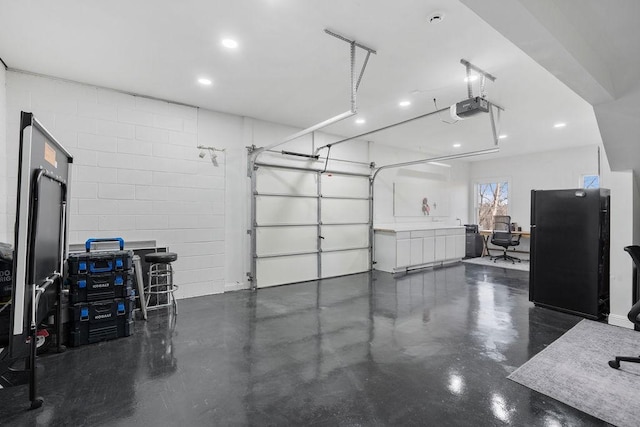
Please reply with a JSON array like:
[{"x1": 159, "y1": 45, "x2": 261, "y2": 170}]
[{"x1": 374, "y1": 223, "x2": 465, "y2": 232}]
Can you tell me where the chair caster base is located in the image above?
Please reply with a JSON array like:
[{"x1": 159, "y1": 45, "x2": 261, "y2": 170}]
[
  {"x1": 30, "y1": 397, "x2": 44, "y2": 410},
  {"x1": 608, "y1": 356, "x2": 640, "y2": 369},
  {"x1": 490, "y1": 256, "x2": 521, "y2": 264}
]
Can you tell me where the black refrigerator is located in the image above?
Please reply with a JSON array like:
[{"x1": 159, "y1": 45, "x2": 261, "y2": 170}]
[{"x1": 530, "y1": 188, "x2": 610, "y2": 319}]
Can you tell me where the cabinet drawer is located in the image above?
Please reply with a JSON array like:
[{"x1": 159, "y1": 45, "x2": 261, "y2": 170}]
[
  {"x1": 435, "y1": 227, "x2": 465, "y2": 236},
  {"x1": 396, "y1": 231, "x2": 411, "y2": 239},
  {"x1": 411, "y1": 230, "x2": 435, "y2": 238}
]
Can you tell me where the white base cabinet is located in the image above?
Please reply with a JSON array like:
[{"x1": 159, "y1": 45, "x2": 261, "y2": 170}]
[{"x1": 374, "y1": 226, "x2": 465, "y2": 273}]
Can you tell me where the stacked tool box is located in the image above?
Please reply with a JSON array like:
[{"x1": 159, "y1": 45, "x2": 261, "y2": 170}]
[
  {"x1": 0, "y1": 243, "x2": 12, "y2": 302},
  {"x1": 66, "y1": 238, "x2": 135, "y2": 347},
  {"x1": 0, "y1": 243, "x2": 13, "y2": 346}
]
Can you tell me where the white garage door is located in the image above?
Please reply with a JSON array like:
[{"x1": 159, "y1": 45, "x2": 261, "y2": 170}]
[{"x1": 253, "y1": 164, "x2": 371, "y2": 288}]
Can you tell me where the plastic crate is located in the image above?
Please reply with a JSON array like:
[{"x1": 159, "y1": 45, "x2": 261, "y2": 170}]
[
  {"x1": 0, "y1": 303, "x2": 9, "y2": 347},
  {"x1": 67, "y1": 270, "x2": 133, "y2": 304},
  {"x1": 0, "y1": 249, "x2": 12, "y2": 300},
  {"x1": 67, "y1": 250, "x2": 133, "y2": 276},
  {"x1": 68, "y1": 297, "x2": 134, "y2": 347}
]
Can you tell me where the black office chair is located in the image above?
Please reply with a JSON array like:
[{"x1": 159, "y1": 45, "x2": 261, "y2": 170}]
[
  {"x1": 608, "y1": 245, "x2": 640, "y2": 369},
  {"x1": 490, "y1": 215, "x2": 522, "y2": 264}
]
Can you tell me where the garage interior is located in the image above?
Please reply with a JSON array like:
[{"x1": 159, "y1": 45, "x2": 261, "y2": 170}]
[{"x1": 1, "y1": 1, "x2": 639, "y2": 425}]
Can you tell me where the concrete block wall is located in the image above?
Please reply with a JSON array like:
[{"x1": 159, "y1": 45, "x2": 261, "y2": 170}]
[{"x1": 5, "y1": 71, "x2": 226, "y2": 298}]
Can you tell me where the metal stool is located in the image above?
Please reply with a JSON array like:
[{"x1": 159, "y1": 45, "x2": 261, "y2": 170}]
[{"x1": 144, "y1": 252, "x2": 178, "y2": 314}]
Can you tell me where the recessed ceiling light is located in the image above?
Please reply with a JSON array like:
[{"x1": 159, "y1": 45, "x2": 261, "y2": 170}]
[
  {"x1": 399, "y1": 100, "x2": 411, "y2": 107},
  {"x1": 221, "y1": 38, "x2": 239, "y2": 49},
  {"x1": 198, "y1": 78, "x2": 212, "y2": 86},
  {"x1": 453, "y1": 143, "x2": 461, "y2": 148},
  {"x1": 355, "y1": 118, "x2": 366, "y2": 125},
  {"x1": 498, "y1": 134, "x2": 508, "y2": 139},
  {"x1": 554, "y1": 122, "x2": 567, "y2": 128},
  {"x1": 464, "y1": 75, "x2": 478, "y2": 82}
]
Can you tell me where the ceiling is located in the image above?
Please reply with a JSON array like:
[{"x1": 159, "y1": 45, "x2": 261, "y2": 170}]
[
  {"x1": 459, "y1": 0, "x2": 640, "y2": 174},
  {"x1": 0, "y1": 0, "x2": 605, "y2": 160}
]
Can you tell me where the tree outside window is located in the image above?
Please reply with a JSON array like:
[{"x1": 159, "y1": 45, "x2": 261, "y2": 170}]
[{"x1": 477, "y1": 181, "x2": 508, "y2": 230}]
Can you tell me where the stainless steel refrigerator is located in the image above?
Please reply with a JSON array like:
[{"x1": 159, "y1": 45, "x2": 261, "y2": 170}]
[{"x1": 530, "y1": 188, "x2": 610, "y2": 319}]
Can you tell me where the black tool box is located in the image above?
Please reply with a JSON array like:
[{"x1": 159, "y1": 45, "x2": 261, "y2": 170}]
[
  {"x1": 0, "y1": 243, "x2": 13, "y2": 301},
  {"x1": 68, "y1": 297, "x2": 134, "y2": 347},
  {"x1": 67, "y1": 270, "x2": 133, "y2": 304},
  {"x1": 67, "y1": 238, "x2": 136, "y2": 347},
  {"x1": 0, "y1": 304, "x2": 9, "y2": 347},
  {"x1": 67, "y1": 238, "x2": 132, "y2": 276},
  {"x1": 0, "y1": 243, "x2": 13, "y2": 346}
]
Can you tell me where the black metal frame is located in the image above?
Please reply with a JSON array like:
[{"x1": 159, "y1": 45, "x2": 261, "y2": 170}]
[
  {"x1": 26, "y1": 169, "x2": 68, "y2": 408},
  {"x1": 0, "y1": 112, "x2": 72, "y2": 410}
]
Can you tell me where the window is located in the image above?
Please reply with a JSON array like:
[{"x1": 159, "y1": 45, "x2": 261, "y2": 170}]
[
  {"x1": 476, "y1": 181, "x2": 509, "y2": 230},
  {"x1": 582, "y1": 174, "x2": 600, "y2": 189}
]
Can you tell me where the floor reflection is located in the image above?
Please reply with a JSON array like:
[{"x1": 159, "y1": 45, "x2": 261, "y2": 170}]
[
  {"x1": 0, "y1": 264, "x2": 603, "y2": 426},
  {"x1": 143, "y1": 310, "x2": 177, "y2": 379}
]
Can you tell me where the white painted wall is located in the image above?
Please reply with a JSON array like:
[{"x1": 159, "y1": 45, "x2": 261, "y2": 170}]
[
  {"x1": 195, "y1": 109, "x2": 244, "y2": 291},
  {"x1": 633, "y1": 175, "x2": 640, "y2": 319},
  {"x1": 634, "y1": 175, "x2": 640, "y2": 256},
  {"x1": 371, "y1": 143, "x2": 470, "y2": 226},
  {"x1": 599, "y1": 146, "x2": 635, "y2": 328},
  {"x1": 0, "y1": 64, "x2": 6, "y2": 243},
  {"x1": 5, "y1": 71, "x2": 225, "y2": 299}
]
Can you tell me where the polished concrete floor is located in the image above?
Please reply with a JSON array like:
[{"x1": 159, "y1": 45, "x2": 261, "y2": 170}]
[{"x1": 0, "y1": 263, "x2": 608, "y2": 426}]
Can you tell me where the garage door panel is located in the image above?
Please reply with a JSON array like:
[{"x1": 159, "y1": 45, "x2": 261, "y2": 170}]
[
  {"x1": 254, "y1": 166, "x2": 370, "y2": 288},
  {"x1": 321, "y1": 199, "x2": 369, "y2": 223},
  {"x1": 321, "y1": 249, "x2": 369, "y2": 278},
  {"x1": 257, "y1": 226, "x2": 318, "y2": 256},
  {"x1": 257, "y1": 254, "x2": 318, "y2": 288},
  {"x1": 321, "y1": 174, "x2": 369, "y2": 198},
  {"x1": 256, "y1": 196, "x2": 317, "y2": 225},
  {"x1": 321, "y1": 224, "x2": 369, "y2": 251},
  {"x1": 256, "y1": 168, "x2": 317, "y2": 195}
]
